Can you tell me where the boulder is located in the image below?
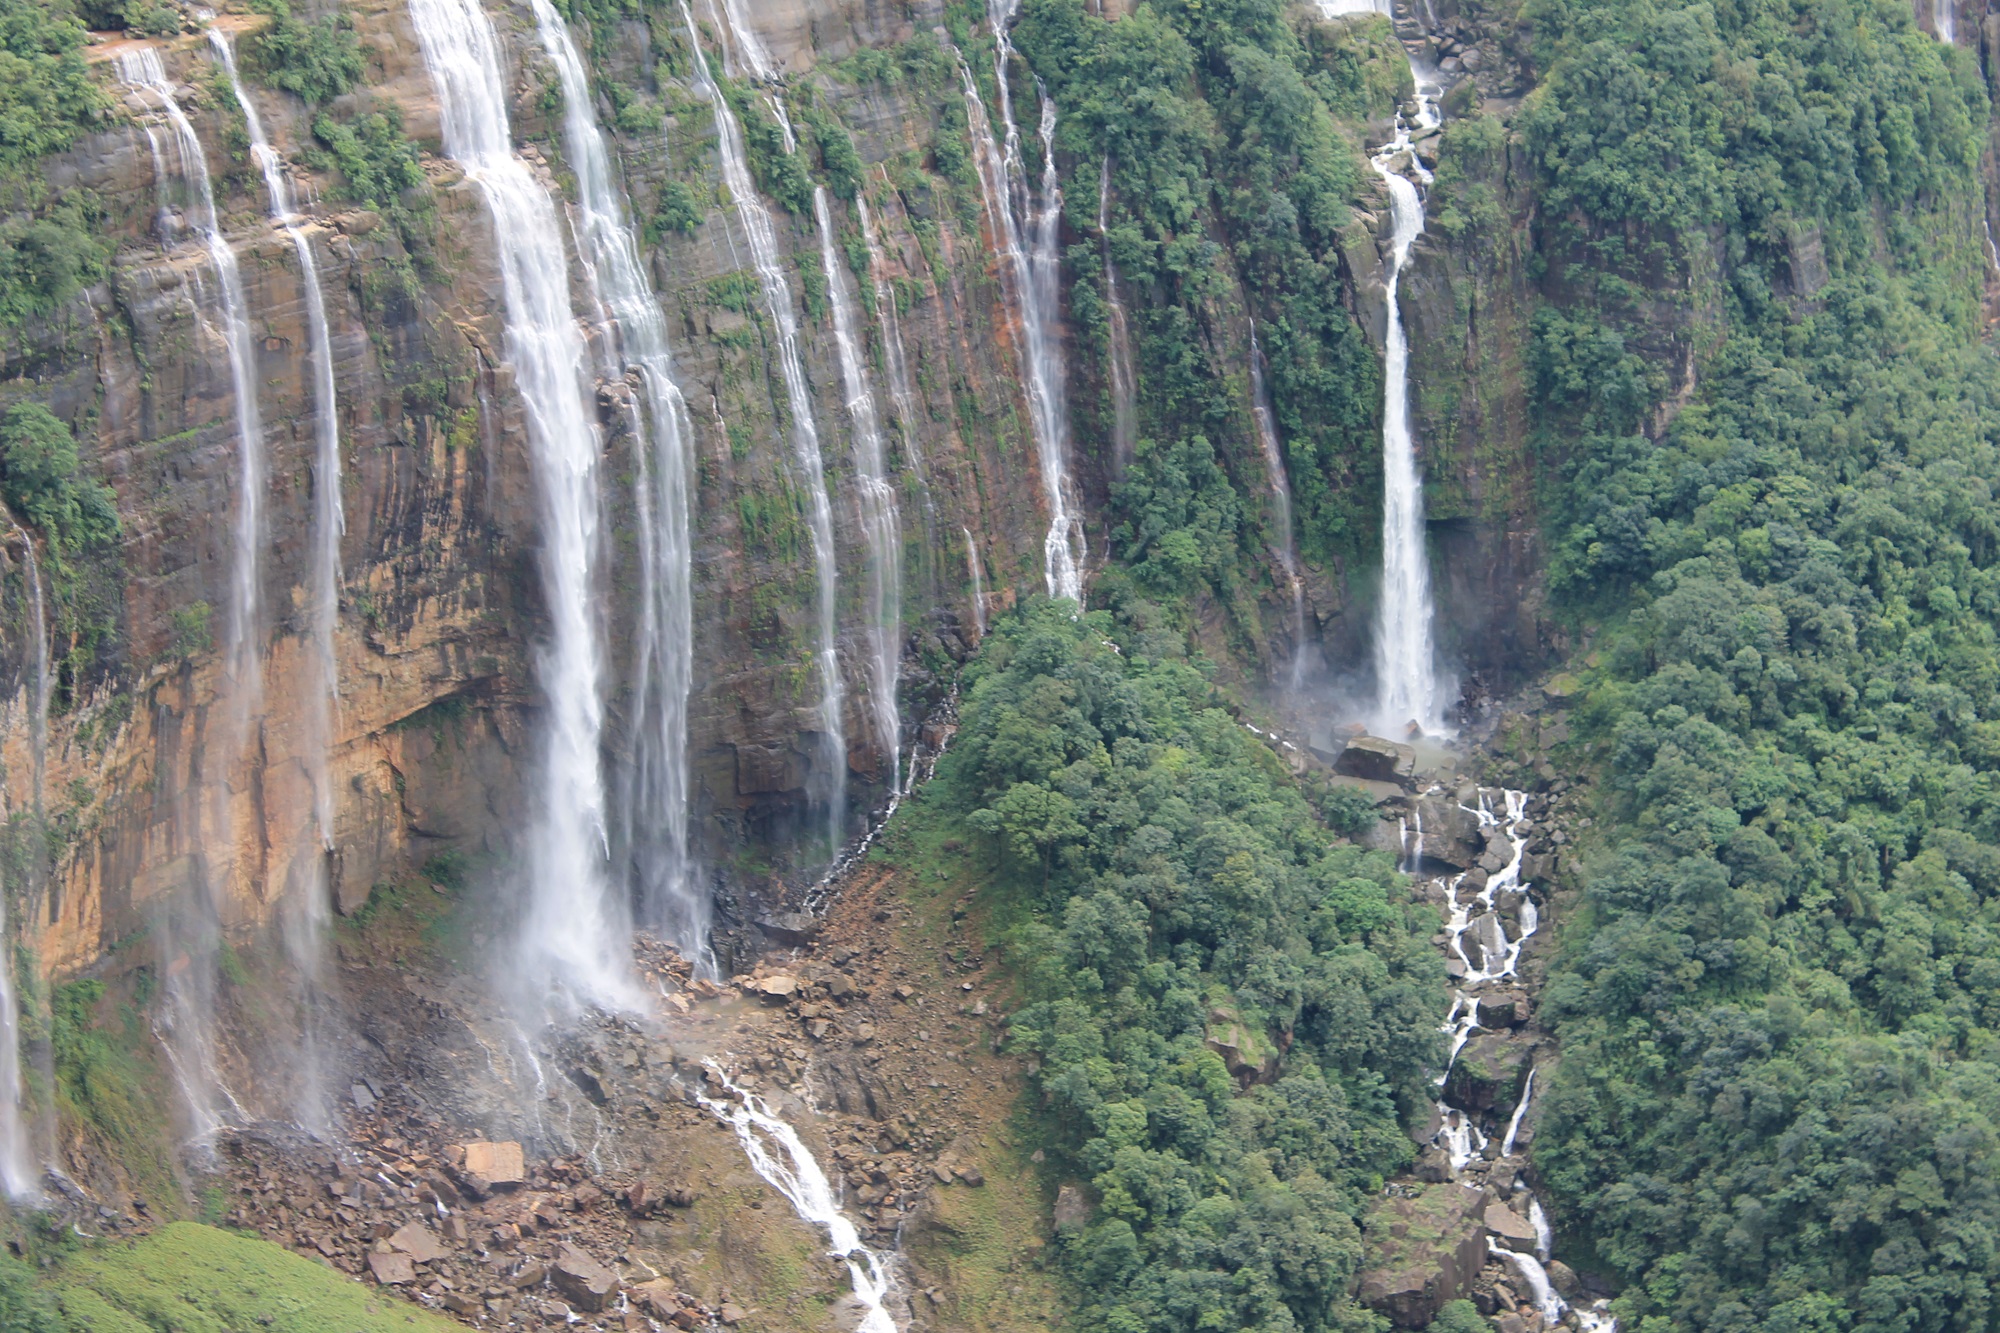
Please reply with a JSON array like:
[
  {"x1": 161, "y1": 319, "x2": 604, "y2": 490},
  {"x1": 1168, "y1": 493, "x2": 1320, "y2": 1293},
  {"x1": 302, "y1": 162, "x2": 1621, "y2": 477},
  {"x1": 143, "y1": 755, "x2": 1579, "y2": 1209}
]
[
  {"x1": 552, "y1": 1242, "x2": 620, "y2": 1312},
  {"x1": 454, "y1": 1140, "x2": 525, "y2": 1197},
  {"x1": 1334, "y1": 736, "x2": 1418, "y2": 784},
  {"x1": 1053, "y1": 1183, "x2": 1091, "y2": 1232},
  {"x1": 757, "y1": 912, "x2": 818, "y2": 946},
  {"x1": 749, "y1": 974, "x2": 799, "y2": 998},
  {"x1": 1445, "y1": 1033, "x2": 1534, "y2": 1114},
  {"x1": 1359, "y1": 1183, "x2": 1490, "y2": 1327},
  {"x1": 1483, "y1": 1201, "x2": 1540, "y2": 1254}
]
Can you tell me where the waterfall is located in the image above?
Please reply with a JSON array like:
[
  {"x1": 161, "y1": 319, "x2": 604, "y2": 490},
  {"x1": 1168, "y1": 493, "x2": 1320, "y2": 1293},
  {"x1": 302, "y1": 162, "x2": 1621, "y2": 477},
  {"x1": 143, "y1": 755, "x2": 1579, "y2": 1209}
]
[
  {"x1": 118, "y1": 45, "x2": 265, "y2": 1138},
  {"x1": 1368, "y1": 64, "x2": 1444, "y2": 737},
  {"x1": 1501, "y1": 1066, "x2": 1534, "y2": 1156},
  {"x1": 1248, "y1": 324, "x2": 1308, "y2": 685},
  {"x1": 814, "y1": 189, "x2": 902, "y2": 795},
  {"x1": 119, "y1": 48, "x2": 268, "y2": 734},
  {"x1": 1096, "y1": 159, "x2": 1137, "y2": 478},
  {"x1": 963, "y1": 528, "x2": 987, "y2": 640},
  {"x1": 524, "y1": 0, "x2": 701, "y2": 961},
  {"x1": 209, "y1": 28, "x2": 342, "y2": 1127},
  {"x1": 0, "y1": 527, "x2": 47, "y2": 1198},
  {"x1": 1936, "y1": 0, "x2": 1956, "y2": 42},
  {"x1": 682, "y1": 1, "x2": 848, "y2": 855},
  {"x1": 210, "y1": 31, "x2": 343, "y2": 855},
  {"x1": 858, "y1": 190, "x2": 937, "y2": 550},
  {"x1": 406, "y1": 0, "x2": 633, "y2": 1010},
  {"x1": 699, "y1": 1068, "x2": 899, "y2": 1330},
  {"x1": 954, "y1": 11, "x2": 1086, "y2": 606}
]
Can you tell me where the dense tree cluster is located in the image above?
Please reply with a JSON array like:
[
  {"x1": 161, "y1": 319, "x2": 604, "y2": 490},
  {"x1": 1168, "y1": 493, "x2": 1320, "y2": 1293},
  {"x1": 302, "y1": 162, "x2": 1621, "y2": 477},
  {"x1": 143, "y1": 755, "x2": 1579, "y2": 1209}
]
[
  {"x1": 926, "y1": 601, "x2": 1438, "y2": 1332},
  {"x1": 1520, "y1": 1, "x2": 2000, "y2": 1328}
]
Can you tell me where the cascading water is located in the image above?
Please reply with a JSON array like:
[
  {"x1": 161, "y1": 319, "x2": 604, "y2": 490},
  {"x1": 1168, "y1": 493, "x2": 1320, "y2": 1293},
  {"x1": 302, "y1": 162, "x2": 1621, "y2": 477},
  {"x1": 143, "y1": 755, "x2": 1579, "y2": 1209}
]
[
  {"x1": 1368, "y1": 65, "x2": 1444, "y2": 737},
  {"x1": 698, "y1": 1068, "x2": 900, "y2": 1330},
  {"x1": 1936, "y1": 0, "x2": 1956, "y2": 42},
  {"x1": 814, "y1": 189, "x2": 903, "y2": 794},
  {"x1": 955, "y1": 9, "x2": 1086, "y2": 606},
  {"x1": 1248, "y1": 322, "x2": 1309, "y2": 687},
  {"x1": 118, "y1": 45, "x2": 264, "y2": 1139},
  {"x1": 210, "y1": 28, "x2": 342, "y2": 1128},
  {"x1": 406, "y1": 0, "x2": 633, "y2": 1011},
  {"x1": 1422, "y1": 788, "x2": 1617, "y2": 1331},
  {"x1": 682, "y1": 2, "x2": 848, "y2": 853},
  {"x1": 525, "y1": 0, "x2": 701, "y2": 959},
  {"x1": 1096, "y1": 158, "x2": 1137, "y2": 478}
]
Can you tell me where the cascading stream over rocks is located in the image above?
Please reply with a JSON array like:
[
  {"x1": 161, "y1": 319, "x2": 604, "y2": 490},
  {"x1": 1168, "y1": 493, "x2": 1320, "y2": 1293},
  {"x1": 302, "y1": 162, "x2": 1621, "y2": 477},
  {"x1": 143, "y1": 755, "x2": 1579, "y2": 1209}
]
[{"x1": 405, "y1": 0, "x2": 634, "y2": 1012}]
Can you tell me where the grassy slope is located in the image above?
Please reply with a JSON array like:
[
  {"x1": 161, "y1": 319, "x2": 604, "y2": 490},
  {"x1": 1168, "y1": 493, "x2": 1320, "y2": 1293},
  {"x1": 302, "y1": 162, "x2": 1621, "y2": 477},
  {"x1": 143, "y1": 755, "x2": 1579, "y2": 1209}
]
[{"x1": 48, "y1": 1222, "x2": 460, "y2": 1332}]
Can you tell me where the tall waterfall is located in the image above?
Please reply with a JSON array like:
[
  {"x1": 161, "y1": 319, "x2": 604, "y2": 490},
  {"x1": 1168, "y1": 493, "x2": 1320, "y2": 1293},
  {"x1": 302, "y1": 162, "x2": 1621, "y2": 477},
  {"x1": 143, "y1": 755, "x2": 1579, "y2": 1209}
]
[
  {"x1": 1936, "y1": 0, "x2": 1956, "y2": 42},
  {"x1": 406, "y1": 0, "x2": 633, "y2": 1010},
  {"x1": 0, "y1": 527, "x2": 47, "y2": 1197},
  {"x1": 118, "y1": 45, "x2": 264, "y2": 1138},
  {"x1": 956, "y1": 7, "x2": 1086, "y2": 606},
  {"x1": 684, "y1": 1, "x2": 848, "y2": 854},
  {"x1": 964, "y1": 529, "x2": 988, "y2": 641},
  {"x1": 1096, "y1": 159, "x2": 1137, "y2": 478},
  {"x1": 525, "y1": 0, "x2": 701, "y2": 959},
  {"x1": 119, "y1": 48, "x2": 268, "y2": 736},
  {"x1": 1368, "y1": 67, "x2": 1444, "y2": 736},
  {"x1": 1248, "y1": 323, "x2": 1308, "y2": 687},
  {"x1": 209, "y1": 30, "x2": 341, "y2": 1126},
  {"x1": 814, "y1": 189, "x2": 902, "y2": 793}
]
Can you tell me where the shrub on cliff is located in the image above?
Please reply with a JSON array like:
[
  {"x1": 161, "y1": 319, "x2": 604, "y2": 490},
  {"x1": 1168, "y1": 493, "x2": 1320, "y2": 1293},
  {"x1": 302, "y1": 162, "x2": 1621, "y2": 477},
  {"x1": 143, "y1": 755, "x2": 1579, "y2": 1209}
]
[
  {"x1": 0, "y1": 403, "x2": 117, "y2": 565},
  {"x1": 244, "y1": 0, "x2": 364, "y2": 105}
]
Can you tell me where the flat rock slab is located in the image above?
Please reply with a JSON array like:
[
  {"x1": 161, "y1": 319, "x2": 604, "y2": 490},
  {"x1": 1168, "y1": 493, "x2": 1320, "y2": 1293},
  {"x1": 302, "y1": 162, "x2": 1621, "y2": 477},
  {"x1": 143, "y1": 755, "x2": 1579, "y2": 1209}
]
[
  {"x1": 1360, "y1": 1182, "x2": 1489, "y2": 1328},
  {"x1": 1484, "y1": 1201, "x2": 1540, "y2": 1254},
  {"x1": 388, "y1": 1221, "x2": 449, "y2": 1263},
  {"x1": 366, "y1": 1250, "x2": 416, "y2": 1285},
  {"x1": 458, "y1": 1140, "x2": 525, "y2": 1191}
]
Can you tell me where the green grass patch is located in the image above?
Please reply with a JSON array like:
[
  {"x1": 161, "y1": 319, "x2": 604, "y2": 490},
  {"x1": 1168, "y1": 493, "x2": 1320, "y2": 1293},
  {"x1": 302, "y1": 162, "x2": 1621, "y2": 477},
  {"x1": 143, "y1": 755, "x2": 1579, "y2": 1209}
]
[{"x1": 48, "y1": 1222, "x2": 459, "y2": 1332}]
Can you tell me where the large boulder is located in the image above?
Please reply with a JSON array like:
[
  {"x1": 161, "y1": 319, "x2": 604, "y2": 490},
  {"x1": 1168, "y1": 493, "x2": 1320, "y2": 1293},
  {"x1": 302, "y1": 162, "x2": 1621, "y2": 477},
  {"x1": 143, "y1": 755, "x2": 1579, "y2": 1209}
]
[
  {"x1": 1334, "y1": 736, "x2": 1417, "y2": 784},
  {"x1": 1359, "y1": 1183, "x2": 1490, "y2": 1327},
  {"x1": 1444, "y1": 1033, "x2": 1533, "y2": 1114}
]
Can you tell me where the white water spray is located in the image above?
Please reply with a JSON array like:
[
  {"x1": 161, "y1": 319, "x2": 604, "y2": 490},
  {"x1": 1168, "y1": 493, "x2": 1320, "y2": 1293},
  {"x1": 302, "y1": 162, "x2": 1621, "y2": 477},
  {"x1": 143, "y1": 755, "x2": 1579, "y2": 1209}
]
[
  {"x1": 525, "y1": 0, "x2": 701, "y2": 959},
  {"x1": 963, "y1": 529, "x2": 988, "y2": 640},
  {"x1": 684, "y1": 2, "x2": 848, "y2": 853},
  {"x1": 1368, "y1": 65, "x2": 1444, "y2": 736},
  {"x1": 700, "y1": 1068, "x2": 899, "y2": 1331},
  {"x1": 815, "y1": 189, "x2": 902, "y2": 794},
  {"x1": 406, "y1": 0, "x2": 634, "y2": 1010},
  {"x1": 955, "y1": 12, "x2": 1086, "y2": 606},
  {"x1": 0, "y1": 527, "x2": 45, "y2": 1197},
  {"x1": 1936, "y1": 0, "x2": 1956, "y2": 42}
]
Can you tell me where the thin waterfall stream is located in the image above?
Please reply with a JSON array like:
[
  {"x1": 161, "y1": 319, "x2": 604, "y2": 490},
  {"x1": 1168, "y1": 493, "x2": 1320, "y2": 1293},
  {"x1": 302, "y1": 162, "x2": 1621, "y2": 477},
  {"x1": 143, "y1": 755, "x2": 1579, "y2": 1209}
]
[
  {"x1": 813, "y1": 188, "x2": 903, "y2": 796},
  {"x1": 1248, "y1": 322, "x2": 1309, "y2": 688},
  {"x1": 209, "y1": 28, "x2": 341, "y2": 1129},
  {"x1": 682, "y1": 0, "x2": 848, "y2": 855},
  {"x1": 955, "y1": 7, "x2": 1086, "y2": 605},
  {"x1": 117, "y1": 45, "x2": 264, "y2": 1139},
  {"x1": 405, "y1": 0, "x2": 633, "y2": 1011},
  {"x1": 1096, "y1": 158, "x2": 1137, "y2": 478},
  {"x1": 525, "y1": 0, "x2": 702, "y2": 960}
]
